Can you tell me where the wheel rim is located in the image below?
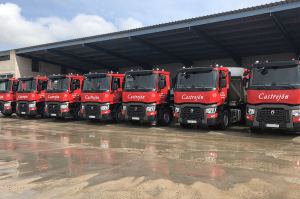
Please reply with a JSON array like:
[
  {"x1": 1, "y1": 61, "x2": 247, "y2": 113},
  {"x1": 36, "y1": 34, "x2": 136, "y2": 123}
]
[
  {"x1": 163, "y1": 112, "x2": 170, "y2": 123},
  {"x1": 224, "y1": 114, "x2": 228, "y2": 126}
]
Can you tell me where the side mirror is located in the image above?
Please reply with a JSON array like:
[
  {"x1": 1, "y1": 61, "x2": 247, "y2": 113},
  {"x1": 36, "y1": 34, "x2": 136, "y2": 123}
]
[
  {"x1": 158, "y1": 79, "x2": 166, "y2": 89},
  {"x1": 70, "y1": 82, "x2": 76, "y2": 91},
  {"x1": 112, "y1": 83, "x2": 118, "y2": 90},
  {"x1": 13, "y1": 82, "x2": 19, "y2": 92},
  {"x1": 37, "y1": 81, "x2": 43, "y2": 92},
  {"x1": 243, "y1": 71, "x2": 250, "y2": 76},
  {"x1": 220, "y1": 79, "x2": 227, "y2": 88}
]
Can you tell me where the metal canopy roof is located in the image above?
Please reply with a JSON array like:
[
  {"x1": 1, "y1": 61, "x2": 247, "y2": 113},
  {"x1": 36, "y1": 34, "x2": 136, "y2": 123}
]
[{"x1": 6, "y1": 0, "x2": 300, "y2": 73}]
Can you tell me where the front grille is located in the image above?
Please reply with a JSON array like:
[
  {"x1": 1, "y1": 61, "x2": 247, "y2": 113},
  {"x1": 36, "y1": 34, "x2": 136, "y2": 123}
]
[
  {"x1": 19, "y1": 102, "x2": 28, "y2": 113},
  {"x1": 85, "y1": 104, "x2": 100, "y2": 116},
  {"x1": 181, "y1": 107, "x2": 204, "y2": 120},
  {"x1": 127, "y1": 105, "x2": 145, "y2": 118},
  {"x1": 48, "y1": 104, "x2": 60, "y2": 115},
  {"x1": 0, "y1": 102, "x2": 3, "y2": 112},
  {"x1": 257, "y1": 109, "x2": 289, "y2": 123}
]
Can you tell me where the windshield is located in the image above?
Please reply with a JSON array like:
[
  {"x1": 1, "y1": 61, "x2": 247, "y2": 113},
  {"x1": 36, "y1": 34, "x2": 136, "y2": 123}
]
[
  {"x1": 18, "y1": 79, "x2": 36, "y2": 92},
  {"x1": 250, "y1": 65, "x2": 300, "y2": 88},
  {"x1": 176, "y1": 70, "x2": 217, "y2": 91},
  {"x1": 0, "y1": 80, "x2": 11, "y2": 93},
  {"x1": 124, "y1": 73, "x2": 157, "y2": 91},
  {"x1": 83, "y1": 76, "x2": 110, "y2": 92},
  {"x1": 47, "y1": 78, "x2": 69, "y2": 92}
]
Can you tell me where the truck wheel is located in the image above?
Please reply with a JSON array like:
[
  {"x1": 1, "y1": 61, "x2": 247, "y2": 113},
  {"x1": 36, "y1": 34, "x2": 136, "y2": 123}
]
[
  {"x1": 218, "y1": 110, "x2": 230, "y2": 130},
  {"x1": 114, "y1": 106, "x2": 123, "y2": 123},
  {"x1": 1, "y1": 112, "x2": 12, "y2": 117},
  {"x1": 159, "y1": 109, "x2": 171, "y2": 126}
]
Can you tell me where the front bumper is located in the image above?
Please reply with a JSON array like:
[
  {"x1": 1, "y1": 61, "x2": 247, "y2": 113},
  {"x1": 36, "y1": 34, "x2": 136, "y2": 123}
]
[
  {"x1": 45, "y1": 102, "x2": 71, "y2": 118},
  {"x1": 174, "y1": 104, "x2": 218, "y2": 127},
  {"x1": 16, "y1": 101, "x2": 38, "y2": 116},
  {"x1": 246, "y1": 104, "x2": 300, "y2": 130},
  {"x1": 123, "y1": 103, "x2": 157, "y2": 123},
  {"x1": 81, "y1": 103, "x2": 112, "y2": 121},
  {"x1": 0, "y1": 101, "x2": 13, "y2": 115}
]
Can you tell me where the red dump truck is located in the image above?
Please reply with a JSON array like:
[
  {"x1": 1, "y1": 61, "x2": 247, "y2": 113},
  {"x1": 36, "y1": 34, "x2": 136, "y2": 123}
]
[
  {"x1": 173, "y1": 66, "x2": 248, "y2": 129},
  {"x1": 80, "y1": 72, "x2": 124, "y2": 121},
  {"x1": 45, "y1": 74, "x2": 84, "y2": 119},
  {"x1": 16, "y1": 76, "x2": 48, "y2": 117},
  {"x1": 0, "y1": 77, "x2": 19, "y2": 116},
  {"x1": 246, "y1": 60, "x2": 300, "y2": 132},
  {"x1": 122, "y1": 69, "x2": 173, "y2": 125}
]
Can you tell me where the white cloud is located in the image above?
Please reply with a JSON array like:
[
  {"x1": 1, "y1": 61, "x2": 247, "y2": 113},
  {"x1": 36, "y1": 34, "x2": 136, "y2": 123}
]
[
  {"x1": 0, "y1": 3, "x2": 143, "y2": 50},
  {"x1": 117, "y1": 17, "x2": 144, "y2": 30}
]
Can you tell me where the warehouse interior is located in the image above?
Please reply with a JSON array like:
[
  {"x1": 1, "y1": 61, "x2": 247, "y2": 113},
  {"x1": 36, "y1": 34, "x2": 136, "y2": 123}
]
[{"x1": 0, "y1": 0, "x2": 300, "y2": 77}]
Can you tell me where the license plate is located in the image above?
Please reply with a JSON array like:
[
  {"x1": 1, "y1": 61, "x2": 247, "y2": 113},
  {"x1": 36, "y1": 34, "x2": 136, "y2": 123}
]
[
  {"x1": 266, "y1": 124, "x2": 279, "y2": 128},
  {"x1": 89, "y1": 116, "x2": 96, "y2": 119},
  {"x1": 21, "y1": 112, "x2": 26, "y2": 115},
  {"x1": 50, "y1": 114, "x2": 57, "y2": 117},
  {"x1": 187, "y1": 120, "x2": 197, "y2": 124},
  {"x1": 132, "y1": 117, "x2": 140, "y2": 121}
]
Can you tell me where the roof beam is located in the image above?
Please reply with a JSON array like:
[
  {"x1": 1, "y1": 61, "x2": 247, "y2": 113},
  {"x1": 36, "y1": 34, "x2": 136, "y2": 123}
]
[
  {"x1": 83, "y1": 43, "x2": 152, "y2": 68},
  {"x1": 190, "y1": 27, "x2": 242, "y2": 66},
  {"x1": 47, "y1": 49, "x2": 106, "y2": 67},
  {"x1": 270, "y1": 12, "x2": 299, "y2": 56},
  {"x1": 130, "y1": 36, "x2": 193, "y2": 66},
  {"x1": 18, "y1": 53, "x2": 88, "y2": 73}
]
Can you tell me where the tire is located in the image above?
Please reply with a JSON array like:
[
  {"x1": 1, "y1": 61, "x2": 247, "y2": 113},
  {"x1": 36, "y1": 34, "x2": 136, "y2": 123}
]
[
  {"x1": 218, "y1": 110, "x2": 230, "y2": 130},
  {"x1": 159, "y1": 109, "x2": 171, "y2": 126},
  {"x1": 180, "y1": 123, "x2": 192, "y2": 128},
  {"x1": 1, "y1": 112, "x2": 13, "y2": 117},
  {"x1": 113, "y1": 106, "x2": 123, "y2": 123}
]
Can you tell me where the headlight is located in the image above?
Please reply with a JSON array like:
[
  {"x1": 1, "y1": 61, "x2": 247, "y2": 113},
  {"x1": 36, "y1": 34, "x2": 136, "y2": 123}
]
[
  {"x1": 60, "y1": 103, "x2": 69, "y2": 109},
  {"x1": 205, "y1": 107, "x2": 217, "y2": 114},
  {"x1": 175, "y1": 107, "x2": 180, "y2": 113},
  {"x1": 122, "y1": 105, "x2": 127, "y2": 110},
  {"x1": 4, "y1": 102, "x2": 11, "y2": 107},
  {"x1": 28, "y1": 101, "x2": 36, "y2": 108},
  {"x1": 247, "y1": 108, "x2": 255, "y2": 115},
  {"x1": 101, "y1": 104, "x2": 110, "y2": 111},
  {"x1": 146, "y1": 105, "x2": 156, "y2": 112},
  {"x1": 292, "y1": 110, "x2": 300, "y2": 117}
]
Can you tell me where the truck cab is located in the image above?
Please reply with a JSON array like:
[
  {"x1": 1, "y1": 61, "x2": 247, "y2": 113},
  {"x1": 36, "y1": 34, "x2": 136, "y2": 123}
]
[
  {"x1": 174, "y1": 66, "x2": 247, "y2": 129},
  {"x1": 246, "y1": 60, "x2": 300, "y2": 132},
  {"x1": 80, "y1": 72, "x2": 124, "y2": 121},
  {"x1": 45, "y1": 74, "x2": 83, "y2": 119},
  {"x1": 16, "y1": 76, "x2": 48, "y2": 117},
  {"x1": 122, "y1": 69, "x2": 172, "y2": 125},
  {"x1": 0, "y1": 77, "x2": 19, "y2": 116}
]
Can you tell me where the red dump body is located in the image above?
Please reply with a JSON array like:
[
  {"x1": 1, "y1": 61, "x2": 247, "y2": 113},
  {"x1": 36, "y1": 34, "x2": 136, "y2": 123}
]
[
  {"x1": 45, "y1": 74, "x2": 84, "y2": 119},
  {"x1": 80, "y1": 72, "x2": 124, "y2": 121},
  {"x1": 16, "y1": 76, "x2": 48, "y2": 117},
  {"x1": 0, "y1": 77, "x2": 19, "y2": 116},
  {"x1": 122, "y1": 70, "x2": 173, "y2": 125},
  {"x1": 174, "y1": 66, "x2": 248, "y2": 129}
]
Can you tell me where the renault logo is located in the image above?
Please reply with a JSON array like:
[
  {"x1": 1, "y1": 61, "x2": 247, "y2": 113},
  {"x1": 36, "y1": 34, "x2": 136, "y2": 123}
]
[
  {"x1": 134, "y1": 107, "x2": 138, "y2": 111},
  {"x1": 91, "y1": 107, "x2": 94, "y2": 110},
  {"x1": 270, "y1": 110, "x2": 275, "y2": 115},
  {"x1": 190, "y1": 108, "x2": 194, "y2": 113}
]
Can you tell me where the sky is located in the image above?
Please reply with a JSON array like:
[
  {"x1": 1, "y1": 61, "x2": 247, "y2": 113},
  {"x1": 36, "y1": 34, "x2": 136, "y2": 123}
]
[{"x1": 0, "y1": 0, "x2": 277, "y2": 51}]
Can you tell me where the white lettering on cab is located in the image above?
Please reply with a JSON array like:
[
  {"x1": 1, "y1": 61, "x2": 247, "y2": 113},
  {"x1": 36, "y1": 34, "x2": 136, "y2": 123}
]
[
  {"x1": 181, "y1": 94, "x2": 204, "y2": 101},
  {"x1": 258, "y1": 93, "x2": 289, "y2": 102}
]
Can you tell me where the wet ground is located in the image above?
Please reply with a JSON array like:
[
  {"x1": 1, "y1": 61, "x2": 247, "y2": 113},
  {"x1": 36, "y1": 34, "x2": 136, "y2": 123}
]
[{"x1": 0, "y1": 116, "x2": 300, "y2": 199}]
